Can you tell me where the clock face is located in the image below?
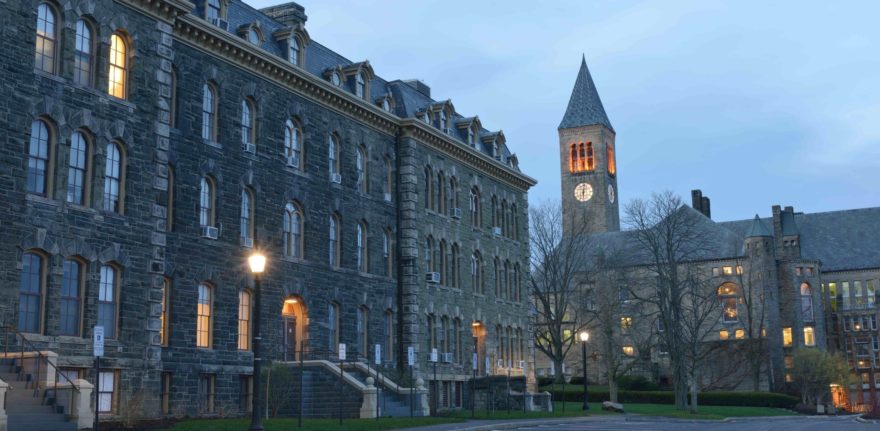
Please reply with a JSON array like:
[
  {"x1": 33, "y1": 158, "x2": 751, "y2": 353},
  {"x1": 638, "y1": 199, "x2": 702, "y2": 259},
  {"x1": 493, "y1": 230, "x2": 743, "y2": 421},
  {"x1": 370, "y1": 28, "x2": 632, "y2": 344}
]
[
  {"x1": 574, "y1": 183, "x2": 593, "y2": 202},
  {"x1": 608, "y1": 184, "x2": 615, "y2": 204}
]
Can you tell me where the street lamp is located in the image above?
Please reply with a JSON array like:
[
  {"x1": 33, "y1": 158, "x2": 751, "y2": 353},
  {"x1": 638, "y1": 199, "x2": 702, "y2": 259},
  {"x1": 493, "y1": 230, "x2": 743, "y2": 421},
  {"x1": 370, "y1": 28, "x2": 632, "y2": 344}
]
[
  {"x1": 579, "y1": 331, "x2": 590, "y2": 411},
  {"x1": 248, "y1": 251, "x2": 267, "y2": 431}
]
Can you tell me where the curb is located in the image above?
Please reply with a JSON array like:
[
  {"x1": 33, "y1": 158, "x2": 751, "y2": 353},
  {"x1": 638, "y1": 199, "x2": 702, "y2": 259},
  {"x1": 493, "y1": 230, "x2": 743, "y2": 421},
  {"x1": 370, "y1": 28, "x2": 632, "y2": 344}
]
[{"x1": 404, "y1": 416, "x2": 601, "y2": 431}]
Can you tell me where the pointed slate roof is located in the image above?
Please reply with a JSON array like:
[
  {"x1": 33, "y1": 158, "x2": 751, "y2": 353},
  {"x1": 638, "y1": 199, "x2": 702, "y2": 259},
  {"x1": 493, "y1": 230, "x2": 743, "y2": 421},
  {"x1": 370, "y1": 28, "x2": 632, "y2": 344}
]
[
  {"x1": 745, "y1": 215, "x2": 772, "y2": 237},
  {"x1": 558, "y1": 55, "x2": 614, "y2": 131}
]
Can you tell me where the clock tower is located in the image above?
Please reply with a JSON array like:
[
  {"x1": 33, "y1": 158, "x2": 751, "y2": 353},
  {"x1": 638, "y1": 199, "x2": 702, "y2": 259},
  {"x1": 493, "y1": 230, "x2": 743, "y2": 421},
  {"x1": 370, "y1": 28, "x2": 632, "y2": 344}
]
[{"x1": 559, "y1": 56, "x2": 619, "y2": 236}]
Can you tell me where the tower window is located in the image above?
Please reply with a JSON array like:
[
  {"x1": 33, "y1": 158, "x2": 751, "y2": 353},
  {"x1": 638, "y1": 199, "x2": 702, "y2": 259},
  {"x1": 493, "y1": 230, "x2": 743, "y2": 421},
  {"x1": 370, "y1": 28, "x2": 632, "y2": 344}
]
[
  {"x1": 569, "y1": 142, "x2": 594, "y2": 173},
  {"x1": 607, "y1": 143, "x2": 616, "y2": 176}
]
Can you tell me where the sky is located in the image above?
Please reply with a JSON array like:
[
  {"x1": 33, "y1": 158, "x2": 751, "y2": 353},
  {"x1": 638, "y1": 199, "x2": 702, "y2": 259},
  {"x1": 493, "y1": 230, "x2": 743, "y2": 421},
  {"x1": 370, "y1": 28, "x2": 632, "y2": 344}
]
[{"x1": 249, "y1": 0, "x2": 880, "y2": 222}]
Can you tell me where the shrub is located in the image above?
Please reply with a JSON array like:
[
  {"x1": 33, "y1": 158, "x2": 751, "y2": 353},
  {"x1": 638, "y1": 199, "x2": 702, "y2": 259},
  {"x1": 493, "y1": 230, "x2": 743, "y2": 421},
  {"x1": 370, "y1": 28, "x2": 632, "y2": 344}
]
[{"x1": 617, "y1": 375, "x2": 661, "y2": 391}]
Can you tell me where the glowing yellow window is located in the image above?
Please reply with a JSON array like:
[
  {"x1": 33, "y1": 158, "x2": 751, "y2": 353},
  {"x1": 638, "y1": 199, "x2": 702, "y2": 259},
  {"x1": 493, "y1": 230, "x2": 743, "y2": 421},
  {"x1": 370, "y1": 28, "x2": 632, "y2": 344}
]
[
  {"x1": 719, "y1": 330, "x2": 729, "y2": 340},
  {"x1": 620, "y1": 316, "x2": 633, "y2": 331},
  {"x1": 782, "y1": 327, "x2": 792, "y2": 347},
  {"x1": 622, "y1": 346, "x2": 634, "y2": 356},
  {"x1": 722, "y1": 266, "x2": 733, "y2": 275},
  {"x1": 735, "y1": 329, "x2": 745, "y2": 339},
  {"x1": 736, "y1": 265, "x2": 743, "y2": 275},
  {"x1": 108, "y1": 34, "x2": 127, "y2": 99},
  {"x1": 803, "y1": 327, "x2": 815, "y2": 346}
]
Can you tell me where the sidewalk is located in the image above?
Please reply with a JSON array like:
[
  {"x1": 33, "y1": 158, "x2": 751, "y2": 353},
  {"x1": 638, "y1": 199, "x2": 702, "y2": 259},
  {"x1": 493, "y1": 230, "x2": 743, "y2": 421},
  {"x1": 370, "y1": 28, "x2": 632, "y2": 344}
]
[{"x1": 397, "y1": 415, "x2": 605, "y2": 431}]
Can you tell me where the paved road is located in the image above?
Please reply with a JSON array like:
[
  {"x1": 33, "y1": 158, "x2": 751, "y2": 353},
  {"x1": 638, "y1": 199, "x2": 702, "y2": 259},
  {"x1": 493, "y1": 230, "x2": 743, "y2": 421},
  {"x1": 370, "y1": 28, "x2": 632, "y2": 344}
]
[{"x1": 500, "y1": 416, "x2": 875, "y2": 431}]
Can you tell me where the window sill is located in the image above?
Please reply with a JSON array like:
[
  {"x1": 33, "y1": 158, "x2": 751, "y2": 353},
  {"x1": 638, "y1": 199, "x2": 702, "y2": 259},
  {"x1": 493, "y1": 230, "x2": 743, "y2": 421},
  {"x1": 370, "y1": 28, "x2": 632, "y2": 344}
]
[
  {"x1": 25, "y1": 193, "x2": 59, "y2": 206},
  {"x1": 33, "y1": 69, "x2": 66, "y2": 84},
  {"x1": 204, "y1": 139, "x2": 222, "y2": 149}
]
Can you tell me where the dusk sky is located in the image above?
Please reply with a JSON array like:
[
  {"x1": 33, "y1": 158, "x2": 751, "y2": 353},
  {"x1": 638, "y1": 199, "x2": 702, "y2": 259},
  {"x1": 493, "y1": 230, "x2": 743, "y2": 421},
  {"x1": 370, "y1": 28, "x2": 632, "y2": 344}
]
[{"x1": 251, "y1": 0, "x2": 880, "y2": 222}]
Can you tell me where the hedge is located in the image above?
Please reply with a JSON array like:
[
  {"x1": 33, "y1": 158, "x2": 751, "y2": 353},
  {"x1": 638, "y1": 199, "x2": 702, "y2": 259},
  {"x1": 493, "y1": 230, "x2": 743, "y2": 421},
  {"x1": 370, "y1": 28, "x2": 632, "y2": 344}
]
[{"x1": 544, "y1": 389, "x2": 798, "y2": 409}]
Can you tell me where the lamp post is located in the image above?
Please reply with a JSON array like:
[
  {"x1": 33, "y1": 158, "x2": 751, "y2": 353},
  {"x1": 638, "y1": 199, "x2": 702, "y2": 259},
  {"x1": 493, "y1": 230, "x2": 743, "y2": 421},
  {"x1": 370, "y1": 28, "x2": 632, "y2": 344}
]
[
  {"x1": 579, "y1": 331, "x2": 590, "y2": 411},
  {"x1": 248, "y1": 251, "x2": 267, "y2": 431}
]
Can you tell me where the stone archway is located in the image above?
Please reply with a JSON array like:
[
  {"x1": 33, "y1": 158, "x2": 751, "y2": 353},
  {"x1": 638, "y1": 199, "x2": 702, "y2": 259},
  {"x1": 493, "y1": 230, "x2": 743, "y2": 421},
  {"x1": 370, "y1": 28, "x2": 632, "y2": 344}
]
[{"x1": 281, "y1": 295, "x2": 307, "y2": 361}]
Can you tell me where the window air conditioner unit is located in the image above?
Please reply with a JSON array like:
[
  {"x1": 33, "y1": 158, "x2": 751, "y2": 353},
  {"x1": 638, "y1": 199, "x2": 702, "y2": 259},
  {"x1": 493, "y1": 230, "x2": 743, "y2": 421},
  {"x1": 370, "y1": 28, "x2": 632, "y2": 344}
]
[
  {"x1": 287, "y1": 155, "x2": 299, "y2": 168},
  {"x1": 331, "y1": 173, "x2": 342, "y2": 184},
  {"x1": 383, "y1": 192, "x2": 392, "y2": 202},
  {"x1": 426, "y1": 272, "x2": 440, "y2": 284},
  {"x1": 442, "y1": 353, "x2": 454, "y2": 363},
  {"x1": 519, "y1": 360, "x2": 526, "y2": 369},
  {"x1": 242, "y1": 237, "x2": 253, "y2": 248},
  {"x1": 210, "y1": 18, "x2": 229, "y2": 31},
  {"x1": 243, "y1": 142, "x2": 256, "y2": 154},
  {"x1": 451, "y1": 208, "x2": 462, "y2": 219},
  {"x1": 492, "y1": 226, "x2": 502, "y2": 236},
  {"x1": 201, "y1": 226, "x2": 219, "y2": 239}
]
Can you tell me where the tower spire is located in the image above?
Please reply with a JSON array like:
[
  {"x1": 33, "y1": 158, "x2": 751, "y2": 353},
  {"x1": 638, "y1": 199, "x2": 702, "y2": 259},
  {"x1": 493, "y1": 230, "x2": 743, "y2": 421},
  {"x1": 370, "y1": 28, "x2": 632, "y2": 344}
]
[{"x1": 559, "y1": 55, "x2": 613, "y2": 131}]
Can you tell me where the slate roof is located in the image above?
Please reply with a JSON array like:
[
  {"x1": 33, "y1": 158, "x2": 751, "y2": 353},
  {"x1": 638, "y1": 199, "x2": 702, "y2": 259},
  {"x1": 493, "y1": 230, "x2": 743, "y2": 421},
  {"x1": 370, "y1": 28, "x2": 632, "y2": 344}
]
[
  {"x1": 745, "y1": 215, "x2": 772, "y2": 237},
  {"x1": 559, "y1": 56, "x2": 614, "y2": 131},
  {"x1": 204, "y1": 0, "x2": 519, "y2": 169}
]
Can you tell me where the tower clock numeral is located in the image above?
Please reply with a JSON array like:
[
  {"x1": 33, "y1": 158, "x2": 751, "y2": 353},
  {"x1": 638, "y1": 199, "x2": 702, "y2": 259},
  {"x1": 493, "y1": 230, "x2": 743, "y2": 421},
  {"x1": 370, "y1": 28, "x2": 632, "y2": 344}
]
[{"x1": 574, "y1": 183, "x2": 593, "y2": 202}]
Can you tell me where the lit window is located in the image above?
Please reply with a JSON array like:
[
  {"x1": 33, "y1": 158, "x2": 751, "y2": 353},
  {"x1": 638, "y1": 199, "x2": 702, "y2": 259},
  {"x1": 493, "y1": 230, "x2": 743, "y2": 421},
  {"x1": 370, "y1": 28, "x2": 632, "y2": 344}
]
[
  {"x1": 103, "y1": 142, "x2": 124, "y2": 213},
  {"x1": 717, "y1": 282, "x2": 739, "y2": 323},
  {"x1": 620, "y1": 316, "x2": 633, "y2": 331},
  {"x1": 60, "y1": 259, "x2": 83, "y2": 336},
  {"x1": 606, "y1": 143, "x2": 616, "y2": 176},
  {"x1": 719, "y1": 330, "x2": 729, "y2": 340},
  {"x1": 283, "y1": 203, "x2": 303, "y2": 258},
  {"x1": 18, "y1": 252, "x2": 45, "y2": 333},
  {"x1": 622, "y1": 346, "x2": 635, "y2": 356},
  {"x1": 98, "y1": 265, "x2": 118, "y2": 339},
  {"x1": 784, "y1": 373, "x2": 793, "y2": 383},
  {"x1": 803, "y1": 327, "x2": 815, "y2": 347},
  {"x1": 202, "y1": 83, "x2": 217, "y2": 141},
  {"x1": 801, "y1": 282, "x2": 814, "y2": 322},
  {"x1": 160, "y1": 278, "x2": 170, "y2": 346},
  {"x1": 238, "y1": 290, "x2": 251, "y2": 350},
  {"x1": 35, "y1": 4, "x2": 57, "y2": 74},
  {"x1": 736, "y1": 265, "x2": 743, "y2": 275},
  {"x1": 27, "y1": 120, "x2": 52, "y2": 195},
  {"x1": 199, "y1": 177, "x2": 215, "y2": 227},
  {"x1": 197, "y1": 283, "x2": 212, "y2": 348},
  {"x1": 108, "y1": 34, "x2": 127, "y2": 99},
  {"x1": 735, "y1": 329, "x2": 745, "y2": 339},
  {"x1": 357, "y1": 221, "x2": 368, "y2": 272},
  {"x1": 722, "y1": 266, "x2": 733, "y2": 275},
  {"x1": 782, "y1": 327, "x2": 792, "y2": 347},
  {"x1": 73, "y1": 19, "x2": 93, "y2": 86},
  {"x1": 67, "y1": 131, "x2": 90, "y2": 205},
  {"x1": 241, "y1": 99, "x2": 255, "y2": 149},
  {"x1": 569, "y1": 142, "x2": 594, "y2": 172},
  {"x1": 240, "y1": 188, "x2": 254, "y2": 246},
  {"x1": 289, "y1": 37, "x2": 300, "y2": 65},
  {"x1": 355, "y1": 72, "x2": 365, "y2": 98},
  {"x1": 284, "y1": 119, "x2": 302, "y2": 168}
]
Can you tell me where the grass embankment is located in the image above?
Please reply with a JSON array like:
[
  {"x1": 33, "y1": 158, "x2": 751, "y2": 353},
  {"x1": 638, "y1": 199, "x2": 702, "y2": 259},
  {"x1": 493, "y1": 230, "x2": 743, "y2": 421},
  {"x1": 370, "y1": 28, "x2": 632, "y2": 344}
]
[{"x1": 167, "y1": 416, "x2": 463, "y2": 431}]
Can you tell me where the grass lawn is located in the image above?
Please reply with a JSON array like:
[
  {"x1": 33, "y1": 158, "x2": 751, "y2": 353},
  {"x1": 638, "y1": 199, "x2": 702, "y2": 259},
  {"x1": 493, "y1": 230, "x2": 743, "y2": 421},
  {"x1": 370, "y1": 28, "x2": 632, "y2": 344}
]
[
  {"x1": 623, "y1": 403, "x2": 795, "y2": 420},
  {"x1": 166, "y1": 417, "x2": 464, "y2": 431}
]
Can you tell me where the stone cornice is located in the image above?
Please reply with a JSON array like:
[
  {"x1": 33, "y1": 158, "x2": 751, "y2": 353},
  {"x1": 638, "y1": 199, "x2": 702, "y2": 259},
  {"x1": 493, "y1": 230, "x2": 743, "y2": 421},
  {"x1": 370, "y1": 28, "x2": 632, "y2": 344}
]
[
  {"x1": 173, "y1": 15, "x2": 400, "y2": 136},
  {"x1": 401, "y1": 119, "x2": 537, "y2": 191},
  {"x1": 115, "y1": 0, "x2": 193, "y2": 22}
]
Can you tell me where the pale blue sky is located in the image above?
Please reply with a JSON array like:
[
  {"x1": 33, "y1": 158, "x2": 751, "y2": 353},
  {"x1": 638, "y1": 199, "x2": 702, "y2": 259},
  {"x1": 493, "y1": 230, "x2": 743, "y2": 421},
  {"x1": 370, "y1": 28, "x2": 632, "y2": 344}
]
[{"x1": 250, "y1": 0, "x2": 880, "y2": 222}]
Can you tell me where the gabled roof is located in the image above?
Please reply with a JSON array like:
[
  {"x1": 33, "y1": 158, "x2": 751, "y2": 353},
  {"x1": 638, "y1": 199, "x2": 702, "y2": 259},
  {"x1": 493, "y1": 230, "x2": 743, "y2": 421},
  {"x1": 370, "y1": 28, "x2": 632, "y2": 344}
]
[{"x1": 559, "y1": 55, "x2": 614, "y2": 131}]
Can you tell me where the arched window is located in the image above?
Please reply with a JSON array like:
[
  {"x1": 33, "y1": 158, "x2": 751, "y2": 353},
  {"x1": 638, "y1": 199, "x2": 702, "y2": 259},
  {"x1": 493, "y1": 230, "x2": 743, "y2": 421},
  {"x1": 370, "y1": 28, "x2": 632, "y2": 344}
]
[
  {"x1": 470, "y1": 187, "x2": 481, "y2": 227},
  {"x1": 472, "y1": 251, "x2": 483, "y2": 294},
  {"x1": 607, "y1": 143, "x2": 616, "y2": 176},
  {"x1": 383, "y1": 310, "x2": 394, "y2": 362},
  {"x1": 328, "y1": 134, "x2": 340, "y2": 178},
  {"x1": 246, "y1": 27, "x2": 260, "y2": 45},
  {"x1": 438, "y1": 240, "x2": 447, "y2": 284},
  {"x1": 451, "y1": 243, "x2": 460, "y2": 288},
  {"x1": 511, "y1": 204, "x2": 518, "y2": 241},
  {"x1": 166, "y1": 165, "x2": 175, "y2": 232},
  {"x1": 284, "y1": 119, "x2": 302, "y2": 168},
  {"x1": 356, "y1": 221, "x2": 368, "y2": 272},
  {"x1": 383, "y1": 228, "x2": 393, "y2": 277},
  {"x1": 238, "y1": 290, "x2": 251, "y2": 351},
  {"x1": 357, "y1": 306, "x2": 368, "y2": 356},
  {"x1": 241, "y1": 99, "x2": 255, "y2": 150},
  {"x1": 35, "y1": 3, "x2": 57, "y2": 74},
  {"x1": 801, "y1": 282, "x2": 814, "y2": 322},
  {"x1": 425, "y1": 236, "x2": 434, "y2": 272},
  {"x1": 503, "y1": 260, "x2": 511, "y2": 299},
  {"x1": 98, "y1": 264, "x2": 119, "y2": 339},
  {"x1": 196, "y1": 283, "x2": 213, "y2": 348},
  {"x1": 18, "y1": 252, "x2": 45, "y2": 333},
  {"x1": 586, "y1": 142, "x2": 594, "y2": 170},
  {"x1": 383, "y1": 156, "x2": 392, "y2": 201},
  {"x1": 170, "y1": 67, "x2": 178, "y2": 128},
  {"x1": 422, "y1": 111, "x2": 431, "y2": 124},
  {"x1": 60, "y1": 258, "x2": 84, "y2": 336},
  {"x1": 717, "y1": 282, "x2": 739, "y2": 323},
  {"x1": 494, "y1": 257, "x2": 501, "y2": 297},
  {"x1": 491, "y1": 196, "x2": 499, "y2": 228},
  {"x1": 513, "y1": 263, "x2": 521, "y2": 301},
  {"x1": 67, "y1": 131, "x2": 90, "y2": 205},
  {"x1": 202, "y1": 83, "x2": 218, "y2": 141},
  {"x1": 27, "y1": 120, "x2": 52, "y2": 195},
  {"x1": 73, "y1": 19, "x2": 94, "y2": 86},
  {"x1": 569, "y1": 143, "x2": 577, "y2": 172},
  {"x1": 424, "y1": 166, "x2": 433, "y2": 210},
  {"x1": 328, "y1": 302, "x2": 340, "y2": 352},
  {"x1": 160, "y1": 278, "x2": 171, "y2": 346},
  {"x1": 108, "y1": 33, "x2": 128, "y2": 99},
  {"x1": 240, "y1": 188, "x2": 254, "y2": 246},
  {"x1": 356, "y1": 146, "x2": 367, "y2": 193},
  {"x1": 355, "y1": 72, "x2": 365, "y2": 98},
  {"x1": 501, "y1": 200, "x2": 509, "y2": 236},
  {"x1": 329, "y1": 213, "x2": 340, "y2": 267},
  {"x1": 448, "y1": 177, "x2": 458, "y2": 215},
  {"x1": 289, "y1": 37, "x2": 300, "y2": 65},
  {"x1": 199, "y1": 176, "x2": 215, "y2": 227},
  {"x1": 103, "y1": 142, "x2": 124, "y2": 213},
  {"x1": 436, "y1": 171, "x2": 445, "y2": 214},
  {"x1": 283, "y1": 202, "x2": 303, "y2": 258}
]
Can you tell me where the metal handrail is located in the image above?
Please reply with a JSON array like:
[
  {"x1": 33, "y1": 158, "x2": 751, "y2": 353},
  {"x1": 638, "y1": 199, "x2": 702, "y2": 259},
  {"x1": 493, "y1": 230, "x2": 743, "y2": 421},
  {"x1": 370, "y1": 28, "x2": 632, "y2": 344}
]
[{"x1": 2, "y1": 325, "x2": 81, "y2": 396}]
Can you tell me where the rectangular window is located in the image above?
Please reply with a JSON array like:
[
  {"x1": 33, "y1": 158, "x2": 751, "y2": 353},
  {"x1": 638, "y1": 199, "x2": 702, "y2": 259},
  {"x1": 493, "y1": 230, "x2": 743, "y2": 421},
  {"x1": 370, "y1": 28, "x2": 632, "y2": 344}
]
[
  {"x1": 854, "y1": 281, "x2": 865, "y2": 308},
  {"x1": 60, "y1": 260, "x2": 82, "y2": 336},
  {"x1": 722, "y1": 266, "x2": 733, "y2": 275},
  {"x1": 161, "y1": 372, "x2": 172, "y2": 415},
  {"x1": 238, "y1": 290, "x2": 251, "y2": 351},
  {"x1": 197, "y1": 284, "x2": 212, "y2": 348},
  {"x1": 329, "y1": 303, "x2": 339, "y2": 352},
  {"x1": 735, "y1": 329, "x2": 745, "y2": 339},
  {"x1": 806, "y1": 267, "x2": 814, "y2": 276},
  {"x1": 782, "y1": 327, "x2": 793, "y2": 347},
  {"x1": 620, "y1": 316, "x2": 633, "y2": 332},
  {"x1": 712, "y1": 267, "x2": 720, "y2": 277},
  {"x1": 98, "y1": 370, "x2": 118, "y2": 414},
  {"x1": 98, "y1": 265, "x2": 117, "y2": 339},
  {"x1": 867, "y1": 281, "x2": 876, "y2": 307},
  {"x1": 239, "y1": 375, "x2": 253, "y2": 413},
  {"x1": 719, "y1": 330, "x2": 729, "y2": 340},
  {"x1": 803, "y1": 327, "x2": 815, "y2": 347},
  {"x1": 842, "y1": 282, "x2": 851, "y2": 310},
  {"x1": 828, "y1": 282, "x2": 838, "y2": 311},
  {"x1": 199, "y1": 374, "x2": 215, "y2": 413},
  {"x1": 622, "y1": 346, "x2": 635, "y2": 356},
  {"x1": 785, "y1": 373, "x2": 793, "y2": 383},
  {"x1": 795, "y1": 267, "x2": 802, "y2": 276},
  {"x1": 784, "y1": 356, "x2": 793, "y2": 369},
  {"x1": 735, "y1": 265, "x2": 743, "y2": 275},
  {"x1": 160, "y1": 279, "x2": 171, "y2": 346}
]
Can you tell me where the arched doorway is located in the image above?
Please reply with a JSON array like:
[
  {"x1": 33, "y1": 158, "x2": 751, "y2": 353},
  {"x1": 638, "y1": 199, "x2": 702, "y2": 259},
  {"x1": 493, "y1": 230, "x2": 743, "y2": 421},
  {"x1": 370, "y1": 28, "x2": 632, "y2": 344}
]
[
  {"x1": 281, "y1": 296, "x2": 307, "y2": 361},
  {"x1": 471, "y1": 321, "x2": 486, "y2": 375}
]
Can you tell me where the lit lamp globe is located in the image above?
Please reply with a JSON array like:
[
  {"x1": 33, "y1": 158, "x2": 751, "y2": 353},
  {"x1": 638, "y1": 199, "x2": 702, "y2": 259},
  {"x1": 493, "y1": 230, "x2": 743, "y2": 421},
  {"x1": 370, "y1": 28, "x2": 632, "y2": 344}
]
[
  {"x1": 579, "y1": 331, "x2": 589, "y2": 342},
  {"x1": 248, "y1": 252, "x2": 266, "y2": 274}
]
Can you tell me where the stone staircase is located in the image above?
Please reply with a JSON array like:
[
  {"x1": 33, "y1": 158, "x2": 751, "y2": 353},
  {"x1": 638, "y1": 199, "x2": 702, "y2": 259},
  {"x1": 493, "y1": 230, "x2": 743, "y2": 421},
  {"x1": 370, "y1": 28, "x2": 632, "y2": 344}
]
[
  {"x1": 0, "y1": 357, "x2": 77, "y2": 431},
  {"x1": 343, "y1": 365, "x2": 414, "y2": 417}
]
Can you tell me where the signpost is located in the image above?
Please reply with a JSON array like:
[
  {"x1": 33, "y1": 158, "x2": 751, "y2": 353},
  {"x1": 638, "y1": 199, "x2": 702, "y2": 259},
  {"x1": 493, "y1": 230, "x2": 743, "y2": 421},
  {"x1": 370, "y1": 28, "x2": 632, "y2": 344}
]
[
  {"x1": 471, "y1": 351, "x2": 477, "y2": 417},
  {"x1": 374, "y1": 344, "x2": 381, "y2": 420},
  {"x1": 338, "y1": 343, "x2": 346, "y2": 424},
  {"x1": 431, "y1": 348, "x2": 438, "y2": 415},
  {"x1": 93, "y1": 326, "x2": 104, "y2": 431},
  {"x1": 407, "y1": 346, "x2": 415, "y2": 418}
]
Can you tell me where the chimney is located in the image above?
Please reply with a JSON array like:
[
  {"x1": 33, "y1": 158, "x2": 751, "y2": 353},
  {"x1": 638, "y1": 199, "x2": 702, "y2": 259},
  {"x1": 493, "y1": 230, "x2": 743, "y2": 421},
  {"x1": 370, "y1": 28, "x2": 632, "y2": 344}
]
[
  {"x1": 691, "y1": 189, "x2": 711, "y2": 218},
  {"x1": 403, "y1": 79, "x2": 431, "y2": 98},
  {"x1": 701, "y1": 196, "x2": 711, "y2": 219},
  {"x1": 259, "y1": 2, "x2": 308, "y2": 28}
]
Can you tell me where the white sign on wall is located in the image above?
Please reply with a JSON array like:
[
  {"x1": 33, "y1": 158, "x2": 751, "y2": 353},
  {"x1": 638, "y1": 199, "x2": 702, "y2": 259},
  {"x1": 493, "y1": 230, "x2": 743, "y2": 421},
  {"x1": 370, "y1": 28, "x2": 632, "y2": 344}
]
[
  {"x1": 338, "y1": 343, "x2": 346, "y2": 361},
  {"x1": 407, "y1": 346, "x2": 415, "y2": 366},
  {"x1": 430, "y1": 348, "x2": 438, "y2": 363},
  {"x1": 472, "y1": 352, "x2": 478, "y2": 371},
  {"x1": 374, "y1": 344, "x2": 382, "y2": 365},
  {"x1": 93, "y1": 326, "x2": 105, "y2": 357}
]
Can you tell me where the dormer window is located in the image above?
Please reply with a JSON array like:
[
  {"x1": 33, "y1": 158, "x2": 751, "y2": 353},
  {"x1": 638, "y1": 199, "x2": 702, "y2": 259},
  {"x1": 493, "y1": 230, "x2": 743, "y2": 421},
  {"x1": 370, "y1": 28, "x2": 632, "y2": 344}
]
[
  {"x1": 355, "y1": 72, "x2": 365, "y2": 98},
  {"x1": 422, "y1": 111, "x2": 431, "y2": 124},
  {"x1": 207, "y1": 0, "x2": 221, "y2": 21},
  {"x1": 331, "y1": 72, "x2": 341, "y2": 86},
  {"x1": 247, "y1": 28, "x2": 260, "y2": 45},
  {"x1": 289, "y1": 37, "x2": 300, "y2": 65},
  {"x1": 382, "y1": 98, "x2": 391, "y2": 112},
  {"x1": 439, "y1": 111, "x2": 447, "y2": 130},
  {"x1": 467, "y1": 128, "x2": 475, "y2": 145}
]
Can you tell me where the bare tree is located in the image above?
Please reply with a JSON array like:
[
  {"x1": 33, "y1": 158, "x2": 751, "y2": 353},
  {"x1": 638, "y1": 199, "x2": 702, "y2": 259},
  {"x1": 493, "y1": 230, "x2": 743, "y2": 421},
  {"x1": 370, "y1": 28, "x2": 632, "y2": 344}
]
[
  {"x1": 530, "y1": 200, "x2": 594, "y2": 382},
  {"x1": 732, "y1": 251, "x2": 770, "y2": 391},
  {"x1": 678, "y1": 267, "x2": 725, "y2": 413},
  {"x1": 623, "y1": 191, "x2": 717, "y2": 411}
]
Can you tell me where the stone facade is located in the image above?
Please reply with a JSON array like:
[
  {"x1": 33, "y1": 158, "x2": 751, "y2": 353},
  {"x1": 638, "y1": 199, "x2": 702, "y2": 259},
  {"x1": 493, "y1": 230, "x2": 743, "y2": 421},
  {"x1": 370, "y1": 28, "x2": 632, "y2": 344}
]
[{"x1": 1, "y1": 0, "x2": 535, "y2": 420}]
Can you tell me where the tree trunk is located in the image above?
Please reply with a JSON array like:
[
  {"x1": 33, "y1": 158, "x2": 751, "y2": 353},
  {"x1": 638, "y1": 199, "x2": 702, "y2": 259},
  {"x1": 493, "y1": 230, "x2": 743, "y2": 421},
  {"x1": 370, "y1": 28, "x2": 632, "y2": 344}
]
[
  {"x1": 553, "y1": 358, "x2": 565, "y2": 384},
  {"x1": 689, "y1": 375, "x2": 699, "y2": 414},
  {"x1": 609, "y1": 375, "x2": 619, "y2": 403}
]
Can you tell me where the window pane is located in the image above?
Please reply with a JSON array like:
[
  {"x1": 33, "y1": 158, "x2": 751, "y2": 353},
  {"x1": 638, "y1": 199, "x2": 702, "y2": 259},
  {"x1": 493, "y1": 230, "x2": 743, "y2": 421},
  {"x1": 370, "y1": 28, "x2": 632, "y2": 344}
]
[
  {"x1": 60, "y1": 260, "x2": 82, "y2": 336},
  {"x1": 73, "y1": 20, "x2": 92, "y2": 85},
  {"x1": 108, "y1": 35, "x2": 126, "y2": 99},
  {"x1": 98, "y1": 265, "x2": 117, "y2": 338},
  {"x1": 35, "y1": 4, "x2": 56, "y2": 73},
  {"x1": 197, "y1": 284, "x2": 212, "y2": 348},
  {"x1": 103, "y1": 144, "x2": 122, "y2": 212},
  {"x1": 18, "y1": 253, "x2": 43, "y2": 333},
  {"x1": 27, "y1": 121, "x2": 50, "y2": 195},
  {"x1": 67, "y1": 132, "x2": 88, "y2": 204}
]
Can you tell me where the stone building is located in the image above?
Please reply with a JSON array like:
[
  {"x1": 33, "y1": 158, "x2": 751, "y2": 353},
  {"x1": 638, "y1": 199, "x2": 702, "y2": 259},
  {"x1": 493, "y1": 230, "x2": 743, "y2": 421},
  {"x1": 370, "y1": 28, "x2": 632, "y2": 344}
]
[
  {"x1": 539, "y1": 57, "x2": 879, "y2": 409},
  {"x1": 0, "y1": 0, "x2": 536, "y2": 423}
]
